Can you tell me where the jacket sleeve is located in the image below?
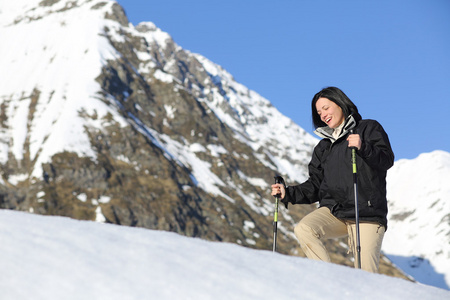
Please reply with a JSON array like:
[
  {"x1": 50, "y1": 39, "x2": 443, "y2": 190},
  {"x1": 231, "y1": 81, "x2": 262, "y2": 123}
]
[
  {"x1": 281, "y1": 142, "x2": 325, "y2": 207},
  {"x1": 357, "y1": 120, "x2": 394, "y2": 171}
]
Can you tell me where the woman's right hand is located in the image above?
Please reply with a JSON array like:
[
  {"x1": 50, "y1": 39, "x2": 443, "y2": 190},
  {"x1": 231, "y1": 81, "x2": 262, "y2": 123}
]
[{"x1": 271, "y1": 183, "x2": 286, "y2": 199}]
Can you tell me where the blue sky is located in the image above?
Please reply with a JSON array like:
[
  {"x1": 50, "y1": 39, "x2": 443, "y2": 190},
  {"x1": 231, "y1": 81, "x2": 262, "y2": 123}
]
[{"x1": 116, "y1": 0, "x2": 450, "y2": 160}]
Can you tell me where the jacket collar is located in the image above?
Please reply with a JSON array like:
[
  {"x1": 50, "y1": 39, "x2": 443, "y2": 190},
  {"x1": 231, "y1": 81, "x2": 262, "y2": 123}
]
[{"x1": 314, "y1": 114, "x2": 358, "y2": 142}]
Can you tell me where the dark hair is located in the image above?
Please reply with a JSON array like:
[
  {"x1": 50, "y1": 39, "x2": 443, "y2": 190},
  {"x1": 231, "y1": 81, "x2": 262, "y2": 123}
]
[{"x1": 311, "y1": 86, "x2": 361, "y2": 129}]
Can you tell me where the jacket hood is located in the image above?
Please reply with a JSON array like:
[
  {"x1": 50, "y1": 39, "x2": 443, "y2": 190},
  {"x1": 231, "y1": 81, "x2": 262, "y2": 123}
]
[{"x1": 314, "y1": 114, "x2": 358, "y2": 141}]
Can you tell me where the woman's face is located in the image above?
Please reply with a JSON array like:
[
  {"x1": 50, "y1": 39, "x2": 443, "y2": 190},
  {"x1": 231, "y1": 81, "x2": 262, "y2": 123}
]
[{"x1": 315, "y1": 97, "x2": 345, "y2": 129}]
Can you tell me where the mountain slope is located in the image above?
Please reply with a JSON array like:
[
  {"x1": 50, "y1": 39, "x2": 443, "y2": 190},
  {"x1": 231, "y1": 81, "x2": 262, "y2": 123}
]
[
  {"x1": 0, "y1": 0, "x2": 318, "y2": 252},
  {"x1": 384, "y1": 150, "x2": 450, "y2": 289},
  {"x1": 1, "y1": 210, "x2": 448, "y2": 300}
]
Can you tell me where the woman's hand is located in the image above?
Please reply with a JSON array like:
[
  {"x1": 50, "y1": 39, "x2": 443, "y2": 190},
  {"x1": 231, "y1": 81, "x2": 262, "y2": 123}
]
[
  {"x1": 347, "y1": 134, "x2": 362, "y2": 150},
  {"x1": 271, "y1": 183, "x2": 286, "y2": 199}
]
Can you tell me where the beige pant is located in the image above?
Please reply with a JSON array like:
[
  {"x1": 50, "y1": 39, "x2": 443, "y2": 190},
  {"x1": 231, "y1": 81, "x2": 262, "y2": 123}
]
[{"x1": 294, "y1": 207, "x2": 385, "y2": 273}]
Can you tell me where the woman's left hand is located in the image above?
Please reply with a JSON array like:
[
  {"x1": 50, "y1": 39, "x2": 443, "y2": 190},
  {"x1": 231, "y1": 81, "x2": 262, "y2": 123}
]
[{"x1": 347, "y1": 134, "x2": 362, "y2": 150}]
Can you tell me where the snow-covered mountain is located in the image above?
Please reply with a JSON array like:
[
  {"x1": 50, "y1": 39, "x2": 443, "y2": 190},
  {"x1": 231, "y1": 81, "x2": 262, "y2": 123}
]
[
  {"x1": 384, "y1": 150, "x2": 450, "y2": 290},
  {"x1": 0, "y1": 0, "x2": 448, "y2": 290},
  {"x1": 0, "y1": 0, "x2": 342, "y2": 283},
  {"x1": 0, "y1": 0, "x2": 317, "y2": 254},
  {"x1": 1, "y1": 209, "x2": 448, "y2": 300},
  {"x1": 0, "y1": 0, "x2": 315, "y2": 182}
]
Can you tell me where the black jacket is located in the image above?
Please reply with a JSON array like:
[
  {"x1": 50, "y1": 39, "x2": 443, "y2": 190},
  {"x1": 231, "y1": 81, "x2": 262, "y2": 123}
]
[{"x1": 282, "y1": 115, "x2": 394, "y2": 229}]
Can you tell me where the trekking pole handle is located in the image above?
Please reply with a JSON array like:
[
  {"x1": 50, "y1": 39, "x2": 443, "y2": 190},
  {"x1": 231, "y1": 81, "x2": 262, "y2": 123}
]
[
  {"x1": 273, "y1": 175, "x2": 286, "y2": 198},
  {"x1": 349, "y1": 129, "x2": 357, "y2": 149},
  {"x1": 350, "y1": 130, "x2": 357, "y2": 174}
]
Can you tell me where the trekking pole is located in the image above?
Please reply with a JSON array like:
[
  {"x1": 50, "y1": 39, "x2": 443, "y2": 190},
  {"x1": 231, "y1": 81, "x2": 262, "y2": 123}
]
[
  {"x1": 350, "y1": 130, "x2": 362, "y2": 269},
  {"x1": 273, "y1": 176, "x2": 285, "y2": 252}
]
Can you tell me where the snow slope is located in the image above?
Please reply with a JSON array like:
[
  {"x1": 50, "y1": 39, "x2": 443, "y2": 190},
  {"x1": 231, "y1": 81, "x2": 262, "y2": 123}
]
[
  {"x1": 0, "y1": 210, "x2": 448, "y2": 300},
  {"x1": 384, "y1": 150, "x2": 450, "y2": 290}
]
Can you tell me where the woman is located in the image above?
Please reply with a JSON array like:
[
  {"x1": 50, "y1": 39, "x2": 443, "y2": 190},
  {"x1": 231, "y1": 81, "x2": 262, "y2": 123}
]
[{"x1": 272, "y1": 87, "x2": 394, "y2": 273}]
